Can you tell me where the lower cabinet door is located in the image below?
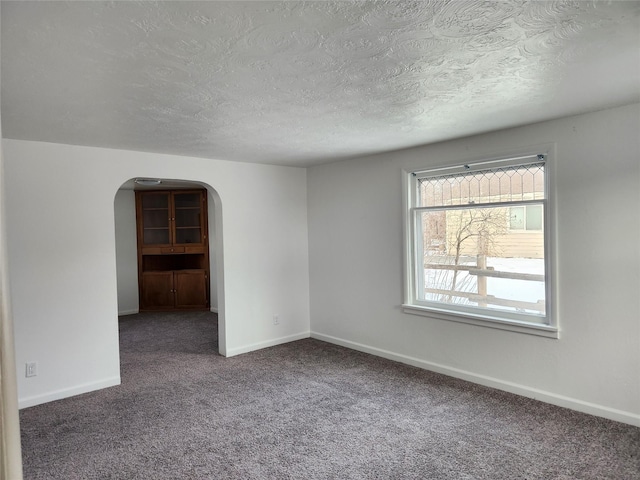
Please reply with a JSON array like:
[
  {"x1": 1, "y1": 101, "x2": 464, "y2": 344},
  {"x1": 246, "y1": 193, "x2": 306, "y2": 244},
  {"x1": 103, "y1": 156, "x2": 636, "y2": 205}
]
[
  {"x1": 174, "y1": 270, "x2": 208, "y2": 308},
  {"x1": 141, "y1": 271, "x2": 175, "y2": 309}
]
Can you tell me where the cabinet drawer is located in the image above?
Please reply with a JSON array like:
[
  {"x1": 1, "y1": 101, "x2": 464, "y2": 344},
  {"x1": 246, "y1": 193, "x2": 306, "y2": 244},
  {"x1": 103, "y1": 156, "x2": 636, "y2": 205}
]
[
  {"x1": 184, "y1": 246, "x2": 205, "y2": 254},
  {"x1": 161, "y1": 247, "x2": 185, "y2": 254}
]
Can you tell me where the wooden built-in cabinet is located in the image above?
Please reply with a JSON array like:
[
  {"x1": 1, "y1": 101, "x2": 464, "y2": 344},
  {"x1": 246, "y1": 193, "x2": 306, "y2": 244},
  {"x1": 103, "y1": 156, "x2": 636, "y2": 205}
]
[{"x1": 136, "y1": 190, "x2": 210, "y2": 310}]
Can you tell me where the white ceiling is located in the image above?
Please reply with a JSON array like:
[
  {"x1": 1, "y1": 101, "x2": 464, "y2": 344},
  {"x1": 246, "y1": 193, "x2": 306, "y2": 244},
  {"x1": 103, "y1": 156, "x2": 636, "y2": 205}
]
[{"x1": 2, "y1": 1, "x2": 639, "y2": 167}]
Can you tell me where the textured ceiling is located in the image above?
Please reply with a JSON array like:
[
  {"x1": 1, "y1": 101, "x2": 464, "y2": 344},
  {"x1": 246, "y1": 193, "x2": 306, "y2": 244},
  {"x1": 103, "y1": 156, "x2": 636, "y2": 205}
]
[{"x1": 2, "y1": 1, "x2": 639, "y2": 166}]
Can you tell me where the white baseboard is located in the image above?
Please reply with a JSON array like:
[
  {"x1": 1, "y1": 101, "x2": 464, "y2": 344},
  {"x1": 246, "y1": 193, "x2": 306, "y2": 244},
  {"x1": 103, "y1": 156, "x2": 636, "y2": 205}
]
[
  {"x1": 118, "y1": 309, "x2": 139, "y2": 316},
  {"x1": 225, "y1": 331, "x2": 310, "y2": 357},
  {"x1": 311, "y1": 331, "x2": 640, "y2": 427},
  {"x1": 19, "y1": 376, "x2": 121, "y2": 409}
]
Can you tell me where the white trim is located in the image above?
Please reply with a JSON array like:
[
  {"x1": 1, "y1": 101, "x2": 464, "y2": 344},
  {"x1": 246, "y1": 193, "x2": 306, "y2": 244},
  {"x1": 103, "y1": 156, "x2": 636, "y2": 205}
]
[
  {"x1": 402, "y1": 304, "x2": 558, "y2": 338},
  {"x1": 310, "y1": 331, "x2": 639, "y2": 427},
  {"x1": 210, "y1": 307, "x2": 218, "y2": 313},
  {"x1": 411, "y1": 153, "x2": 543, "y2": 177},
  {"x1": 225, "y1": 331, "x2": 310, "y2": 357},
  {"x1": 118, "y1": 308, "x2": 139, "y2": 316},
  {"x1": 18, "y1": 376, "x2": 121, "y2": 409}
]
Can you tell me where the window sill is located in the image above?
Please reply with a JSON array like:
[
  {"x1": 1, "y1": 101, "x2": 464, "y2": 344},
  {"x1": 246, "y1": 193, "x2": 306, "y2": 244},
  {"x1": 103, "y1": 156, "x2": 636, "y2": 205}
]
[{"x1": 401, "y1": 304, "x2": 559, "y2": 338}]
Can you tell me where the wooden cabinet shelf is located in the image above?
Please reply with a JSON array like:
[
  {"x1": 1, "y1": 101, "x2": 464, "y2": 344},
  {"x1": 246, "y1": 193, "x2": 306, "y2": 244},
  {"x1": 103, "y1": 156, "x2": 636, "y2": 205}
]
[{"x1": 136, "y1": 189, "x2": 210, "y2": 311}]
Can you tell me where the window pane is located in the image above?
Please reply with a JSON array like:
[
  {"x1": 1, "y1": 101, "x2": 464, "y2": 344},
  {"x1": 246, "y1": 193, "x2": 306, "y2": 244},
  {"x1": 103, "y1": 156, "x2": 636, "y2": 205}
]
[
  {"x1": 510, "y1": 206, "x2": 524, "y2": 230},
  {"x1": 526, "y1": 205, "x2": 543, "y2": 230},
  {"x1": 419, "y1": 206, "x2": 545, "y2": 318},
  {"x1": 418, "y1": 162, "x2": 545, "y2": 207}
]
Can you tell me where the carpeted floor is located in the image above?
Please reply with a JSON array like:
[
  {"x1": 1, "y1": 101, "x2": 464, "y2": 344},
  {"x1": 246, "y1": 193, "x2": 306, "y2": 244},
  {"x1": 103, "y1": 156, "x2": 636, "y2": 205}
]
[{"x1": 20, "y1": 311, "x2": 640, "y2": 479}]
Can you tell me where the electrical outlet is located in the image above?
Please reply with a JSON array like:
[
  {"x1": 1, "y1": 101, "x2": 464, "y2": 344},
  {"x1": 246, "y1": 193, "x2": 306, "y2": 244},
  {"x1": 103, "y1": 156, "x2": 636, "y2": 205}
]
[
  {"x1": 273, "y1": 314, "x2": 279, "y2": 325},
  {"x1": 26, "y1": 362, "x2": 38, "y2": 378}
]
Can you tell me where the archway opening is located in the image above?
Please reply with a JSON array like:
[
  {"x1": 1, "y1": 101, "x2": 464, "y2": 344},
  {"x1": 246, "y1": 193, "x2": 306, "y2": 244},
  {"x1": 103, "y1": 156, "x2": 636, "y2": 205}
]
[{"x1": 113, "y1": 177, "x2": 226, "y2": 355}]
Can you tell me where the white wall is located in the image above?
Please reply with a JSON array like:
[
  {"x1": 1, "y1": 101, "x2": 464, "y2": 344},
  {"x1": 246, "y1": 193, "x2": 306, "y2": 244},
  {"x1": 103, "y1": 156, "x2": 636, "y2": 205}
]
[
  {"x1": 4, "y1": 140, "x2": 310, "y2": 408},
  {"x1": 308, "y1": 103, "x2": 640, "y2": 426},
  {"x1": 208, "y1": 190, "x2": 218, "y2": 312},
  {"x1": 113, "y1": 189, "x2": 139, "y2": 315}
]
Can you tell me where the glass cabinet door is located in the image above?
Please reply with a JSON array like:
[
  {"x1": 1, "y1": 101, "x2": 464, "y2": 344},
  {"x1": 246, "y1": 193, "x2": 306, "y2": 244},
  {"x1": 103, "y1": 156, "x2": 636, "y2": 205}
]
[
  {"x1": 173, "y1": 192, "x2": 203, "y2": 245},
  {"x1": 141, "y1": 192, "x2": 171, "y2": 245}
]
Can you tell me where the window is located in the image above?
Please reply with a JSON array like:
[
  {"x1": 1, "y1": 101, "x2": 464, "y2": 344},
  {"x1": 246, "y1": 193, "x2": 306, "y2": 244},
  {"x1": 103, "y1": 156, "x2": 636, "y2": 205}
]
[
  {"x1": 510, "y1": 205, "x2": 543, "y2": 231},
  {"x1": 403, "y1": 153, "x2": 556, "y2": 336}
]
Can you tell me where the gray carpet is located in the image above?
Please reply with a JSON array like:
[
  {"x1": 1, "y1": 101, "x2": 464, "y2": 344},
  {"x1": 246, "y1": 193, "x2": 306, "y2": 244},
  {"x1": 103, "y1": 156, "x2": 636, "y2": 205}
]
[{"x1": 20, "y1": 312, "x2": 640, "y2": 479}]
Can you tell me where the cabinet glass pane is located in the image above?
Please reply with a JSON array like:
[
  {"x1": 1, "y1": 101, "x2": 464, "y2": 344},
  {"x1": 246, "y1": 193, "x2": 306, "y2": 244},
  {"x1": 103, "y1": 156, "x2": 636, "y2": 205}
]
[
  {"x1": 174, "y1": 193, "x2": 200, "y2": 208},
  {"x1": 142, "y1": 194, "x2": 169, "y2": 209},
  {"x1": 143, "y1": 209, "x2": 169, "y2": 228},
  {"x1": 175, "y1": 210, "x2": 200, "y2": 228},
  {"x1": 175, "y1": 228, "x2": 201, "y2": 244},
  {"x1": 144, "y1": 229, "x2": 170, "y2": 245}
]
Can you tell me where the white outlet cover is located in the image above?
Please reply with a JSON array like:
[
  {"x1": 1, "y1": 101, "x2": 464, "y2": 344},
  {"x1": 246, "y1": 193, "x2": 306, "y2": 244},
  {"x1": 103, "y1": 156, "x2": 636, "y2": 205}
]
[{"x1": 25, "y1": 362, "x2": 38, "y2": 377}]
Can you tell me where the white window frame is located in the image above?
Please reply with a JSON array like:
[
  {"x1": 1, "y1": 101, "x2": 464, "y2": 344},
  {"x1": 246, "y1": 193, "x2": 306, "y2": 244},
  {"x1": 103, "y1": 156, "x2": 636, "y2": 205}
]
[{"x1": 402, "y1": 147, "x2": 558, "y2": 338}]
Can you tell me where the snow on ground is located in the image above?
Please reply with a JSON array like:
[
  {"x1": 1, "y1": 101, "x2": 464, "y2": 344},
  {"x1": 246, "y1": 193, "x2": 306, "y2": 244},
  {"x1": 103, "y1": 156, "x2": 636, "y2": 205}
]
[
  {"x1": 424, "y1": 257, "x2": 545, "y2": 314},
  {"x1": 486, "y1": 257, "x2": 545, "y2": 303}
]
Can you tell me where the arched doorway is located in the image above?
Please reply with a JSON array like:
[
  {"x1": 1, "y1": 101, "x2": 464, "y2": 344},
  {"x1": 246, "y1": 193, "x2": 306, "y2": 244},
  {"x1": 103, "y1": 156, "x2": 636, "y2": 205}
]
[{"x1": 113, "y1": 178, "x2": 226, "y2": 355}]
